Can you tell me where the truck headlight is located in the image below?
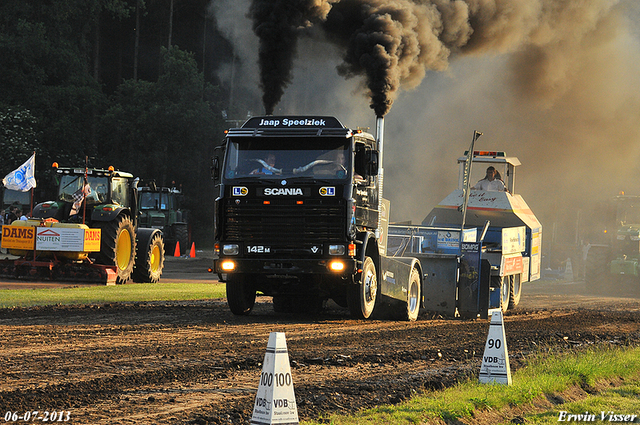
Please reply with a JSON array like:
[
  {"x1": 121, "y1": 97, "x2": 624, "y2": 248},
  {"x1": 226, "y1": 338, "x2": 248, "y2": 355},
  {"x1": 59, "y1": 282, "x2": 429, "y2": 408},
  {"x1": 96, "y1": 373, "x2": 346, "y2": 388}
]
[
  {"x1": 631, "y1": 235, "x2": 640, "y2": 241},
  {"x1": 223, "y1": 244, "x2": 240, "y2": 255},
  {"x1": 221, "y1": 260, "x2": 236, "y2": 271},
  {"x1": 329, "y1": 244, "x2": 345, "y2": 255},
  {"x1": 329, "y1": 260, "x2": 345, "y2": 272}
]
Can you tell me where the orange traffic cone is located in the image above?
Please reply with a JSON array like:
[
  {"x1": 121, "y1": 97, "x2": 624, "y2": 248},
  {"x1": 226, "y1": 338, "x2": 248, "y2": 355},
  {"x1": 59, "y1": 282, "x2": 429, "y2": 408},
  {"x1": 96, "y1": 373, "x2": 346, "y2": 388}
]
[
  {"x1": 174, "y1": 241, "x2": 181, "y2": 257},
  {"x1": 189, "y1": 242, "x2": 196, "y2": 258}
]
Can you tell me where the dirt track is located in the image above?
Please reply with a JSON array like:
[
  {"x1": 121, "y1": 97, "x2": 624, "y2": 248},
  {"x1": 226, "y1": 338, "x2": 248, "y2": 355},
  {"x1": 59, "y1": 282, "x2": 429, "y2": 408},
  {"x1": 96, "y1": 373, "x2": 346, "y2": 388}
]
[{"x1": 0, "y1": 256, "x2": 639, "y2": 424}]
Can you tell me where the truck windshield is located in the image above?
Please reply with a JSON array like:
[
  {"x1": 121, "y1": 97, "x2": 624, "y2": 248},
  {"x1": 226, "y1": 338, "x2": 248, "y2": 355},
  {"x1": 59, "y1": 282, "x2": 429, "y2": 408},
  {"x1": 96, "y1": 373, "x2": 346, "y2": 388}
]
[{"x1": 223, "y1": 137, "x2": 351, "y2": 180}]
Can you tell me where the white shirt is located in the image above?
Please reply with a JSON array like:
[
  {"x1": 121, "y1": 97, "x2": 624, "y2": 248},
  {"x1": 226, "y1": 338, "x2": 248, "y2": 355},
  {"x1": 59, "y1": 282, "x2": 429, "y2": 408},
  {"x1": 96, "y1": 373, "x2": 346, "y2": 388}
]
[{"x1": 473, "y1": 178, "x2": 506, "y2": 191}]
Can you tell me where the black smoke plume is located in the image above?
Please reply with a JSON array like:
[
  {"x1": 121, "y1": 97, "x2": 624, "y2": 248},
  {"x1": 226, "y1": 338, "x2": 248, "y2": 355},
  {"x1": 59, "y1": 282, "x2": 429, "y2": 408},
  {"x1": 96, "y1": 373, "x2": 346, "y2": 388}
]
[
  {"x1": 249, "y1": 0, "x2": 334, "y2": 115},
  {"x1": 250, "y1": 0, "x2": 619, "y2": 116}
]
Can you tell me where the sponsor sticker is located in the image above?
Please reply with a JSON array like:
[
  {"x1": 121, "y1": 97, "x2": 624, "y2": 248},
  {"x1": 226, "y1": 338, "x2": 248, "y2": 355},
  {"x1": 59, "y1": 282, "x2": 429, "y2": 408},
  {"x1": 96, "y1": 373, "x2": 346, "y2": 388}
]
[
  {"x1": 319, "y1": 187, "x2": 335, "y2": 196},
  {"x1": 1, "y1": 225, "x2": 36, "y2": 250},
  {"x1": 232, "y1": 186, "x2": 248, "y2": 196},
  {"x1": 84, "y1": 229, "x2": 101, "y2": 252},
  {"x1": 37, "y1": 228, "x2": 84, "y2": 251}
]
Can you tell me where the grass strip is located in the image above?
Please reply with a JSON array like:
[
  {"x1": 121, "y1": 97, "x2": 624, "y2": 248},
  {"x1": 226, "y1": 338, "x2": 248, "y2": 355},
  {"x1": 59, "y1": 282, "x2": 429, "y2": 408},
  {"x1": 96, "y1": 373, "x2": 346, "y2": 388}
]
[
  {"x1": 0, "y1": 282, "x2": 226, "y2": 308},
  {"x1": 303, "y1": 345, "x2": 640, "y2": 424}
]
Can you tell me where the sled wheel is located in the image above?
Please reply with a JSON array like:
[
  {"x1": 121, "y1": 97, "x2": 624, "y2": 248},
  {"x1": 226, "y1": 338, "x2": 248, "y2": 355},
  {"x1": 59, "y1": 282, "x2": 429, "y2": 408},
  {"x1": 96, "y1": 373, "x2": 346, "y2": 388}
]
[{"x1": 508, "y1": 274, "x2": 522, "y2": 309}]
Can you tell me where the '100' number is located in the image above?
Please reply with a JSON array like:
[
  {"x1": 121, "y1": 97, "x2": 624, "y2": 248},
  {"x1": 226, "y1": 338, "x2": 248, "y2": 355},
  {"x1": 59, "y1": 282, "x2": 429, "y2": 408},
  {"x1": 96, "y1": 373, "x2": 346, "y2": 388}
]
[{"x1": 261, "y1": 372, "x2": 292, "y2": 387}]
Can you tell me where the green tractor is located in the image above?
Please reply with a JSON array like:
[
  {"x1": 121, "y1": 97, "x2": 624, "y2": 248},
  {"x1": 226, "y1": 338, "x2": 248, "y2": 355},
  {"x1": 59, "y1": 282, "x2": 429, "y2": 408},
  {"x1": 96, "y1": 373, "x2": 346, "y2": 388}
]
[
  {"x1": 137, "y1": 182, "x2": 190, "y2": 256},
  {"x1": 584, "y1": 195, "x2": 640, "y2": 295},
  {"x1": 28, "y1": 164, "x2": 165, "y2": 283}
]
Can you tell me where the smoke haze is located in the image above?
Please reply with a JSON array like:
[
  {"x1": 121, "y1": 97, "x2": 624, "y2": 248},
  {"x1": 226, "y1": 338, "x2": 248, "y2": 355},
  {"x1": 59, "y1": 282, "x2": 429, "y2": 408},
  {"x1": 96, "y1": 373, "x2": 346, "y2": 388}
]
[
  {"x1": 211, "y1": 0, "x2": 640, "y2": 262},
  {"x1": 247, "y1": 0, "x2": 621, "y2": 116}
]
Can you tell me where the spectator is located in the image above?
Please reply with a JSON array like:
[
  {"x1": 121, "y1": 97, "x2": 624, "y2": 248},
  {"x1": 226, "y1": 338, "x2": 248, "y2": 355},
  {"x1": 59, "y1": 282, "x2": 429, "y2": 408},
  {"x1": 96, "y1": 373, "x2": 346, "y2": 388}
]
[{"x1": 6, "y1": 206, "x2": 18, "y2": 224}]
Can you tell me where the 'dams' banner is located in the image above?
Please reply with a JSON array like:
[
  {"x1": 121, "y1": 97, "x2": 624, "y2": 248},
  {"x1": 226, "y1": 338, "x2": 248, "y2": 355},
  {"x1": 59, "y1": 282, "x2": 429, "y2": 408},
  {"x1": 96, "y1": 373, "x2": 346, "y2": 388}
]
[
  {"x1": 1, "y1": 225, "x2": 36, "y2": 250},
  {"x1": 83, "y1": 229, "x2": 101, "y2": 252}
]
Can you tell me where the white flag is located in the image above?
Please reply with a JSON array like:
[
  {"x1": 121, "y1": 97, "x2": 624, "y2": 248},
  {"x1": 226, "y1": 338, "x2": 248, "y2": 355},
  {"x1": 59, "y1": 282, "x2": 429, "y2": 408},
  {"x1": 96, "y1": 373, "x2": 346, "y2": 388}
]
[{"x1": 2, "y1": 153, "x2": 36, "y2": 192}]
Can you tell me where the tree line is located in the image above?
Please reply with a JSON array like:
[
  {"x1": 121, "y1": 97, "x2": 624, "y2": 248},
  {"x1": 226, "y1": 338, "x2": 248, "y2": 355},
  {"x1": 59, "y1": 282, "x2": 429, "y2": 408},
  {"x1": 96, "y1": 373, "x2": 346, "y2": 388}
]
[{"x1": 0, "y1": 0, "x2": 242, "y2": 245}]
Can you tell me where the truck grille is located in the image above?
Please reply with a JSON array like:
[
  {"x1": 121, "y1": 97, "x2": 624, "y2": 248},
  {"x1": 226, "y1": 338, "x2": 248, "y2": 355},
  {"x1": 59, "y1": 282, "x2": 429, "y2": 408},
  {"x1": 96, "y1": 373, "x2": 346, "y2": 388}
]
[{"x1": 223, "y1": 199, "x2": 346, "y2": 244}]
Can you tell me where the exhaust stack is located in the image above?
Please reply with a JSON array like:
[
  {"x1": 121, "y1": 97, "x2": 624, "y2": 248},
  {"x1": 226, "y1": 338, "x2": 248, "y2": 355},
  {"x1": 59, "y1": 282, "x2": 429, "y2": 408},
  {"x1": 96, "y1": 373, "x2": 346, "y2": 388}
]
[
  {"x1": 376, "y1": 116, "x2": 384, "y2": 169},
  {"x1": 376, "y1": 116, "x2": 384, "y2": 238}
]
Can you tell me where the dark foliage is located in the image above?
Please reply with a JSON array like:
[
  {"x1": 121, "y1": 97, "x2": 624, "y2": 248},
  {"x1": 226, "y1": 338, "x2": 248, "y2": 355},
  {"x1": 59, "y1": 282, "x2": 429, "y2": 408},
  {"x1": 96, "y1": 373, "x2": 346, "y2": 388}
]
[{"x1": 0, "y1": 0, "x2": 232, "y2": 245}]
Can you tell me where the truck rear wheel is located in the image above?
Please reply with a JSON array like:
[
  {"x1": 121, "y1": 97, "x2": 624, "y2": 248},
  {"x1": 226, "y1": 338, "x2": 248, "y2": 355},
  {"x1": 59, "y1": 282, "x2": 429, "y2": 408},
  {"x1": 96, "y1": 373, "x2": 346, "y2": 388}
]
[
  {"x1": 99, "y1": 215, "x2": 136, "y2": 284},
  {"x1": 508, "y1": 275, "x2": 522, "y2": 309},
  {"x1": 348, "y1": 256, "x2": 378, "y2": 319},
  {"x1": 132, "y1": 232, "x2": 164, "y2": 283},
  {"x1": 400, "y1": 267, "x2": 421, "y2": 321},
  {"x1": 226, "y1": 274, "x2": 256, "y2": 315}
]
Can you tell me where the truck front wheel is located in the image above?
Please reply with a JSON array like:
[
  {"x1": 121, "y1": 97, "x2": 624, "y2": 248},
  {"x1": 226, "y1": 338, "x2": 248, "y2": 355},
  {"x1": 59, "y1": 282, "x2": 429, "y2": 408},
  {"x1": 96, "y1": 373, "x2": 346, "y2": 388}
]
[
  {"x1": 226, "y1": 274, "x2": 256, "y2": 315},
  {"x1": 348, "y1": 256, "x2": 378, "y2": 319}
]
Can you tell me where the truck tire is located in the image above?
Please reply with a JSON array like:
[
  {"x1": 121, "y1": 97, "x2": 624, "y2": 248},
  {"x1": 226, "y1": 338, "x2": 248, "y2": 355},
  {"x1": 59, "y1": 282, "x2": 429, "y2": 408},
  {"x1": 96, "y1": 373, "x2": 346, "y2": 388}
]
[
  {"x1": 226, "y1": 274, "x2": 256, "y2": 315},
  {"x1": 508, "y1": 274, "x2": 522, "y2": 309},
  {"x1": 174, "y1": 224, "x2": 189, "y2": 255},
  {"x1": 400, "y1": 267, "x2": 421, "y2": 322},
  {"x1": 132, "y1": 231, "x2": 164, "y2": 283},
  {"x1": 347, "y1": 256, "x2": 378, "y2": 319},
  {"x1": 584, "y1": 245, "x2": 611, "y2": 295},
  {"x1": 99, "y1": 215, "x2": 136, "y2": 284}
]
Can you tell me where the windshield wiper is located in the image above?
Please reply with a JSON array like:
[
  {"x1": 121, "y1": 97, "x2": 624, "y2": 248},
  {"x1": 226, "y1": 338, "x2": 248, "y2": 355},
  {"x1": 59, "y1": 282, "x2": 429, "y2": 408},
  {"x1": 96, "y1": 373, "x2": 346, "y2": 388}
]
[
  {"x1": 285, "y1": 176, "x2": 339, "y2": 184},
  {"x1": 225, "y1": 177, "x2": 278, "y2": 184}
]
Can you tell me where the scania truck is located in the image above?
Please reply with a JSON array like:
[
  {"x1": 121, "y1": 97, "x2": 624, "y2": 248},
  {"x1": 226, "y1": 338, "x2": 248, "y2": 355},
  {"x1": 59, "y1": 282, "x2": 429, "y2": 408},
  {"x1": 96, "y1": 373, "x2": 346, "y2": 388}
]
[{"x1": 211, "y1": 116, "x2": 423, "y2": 320}]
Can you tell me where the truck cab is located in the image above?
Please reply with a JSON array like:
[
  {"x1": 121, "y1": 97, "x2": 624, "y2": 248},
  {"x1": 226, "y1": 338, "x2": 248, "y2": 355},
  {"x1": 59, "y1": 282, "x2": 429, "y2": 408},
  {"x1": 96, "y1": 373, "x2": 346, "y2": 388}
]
[{"x1": 211, "y1": 116, "x2": 407, "y2": 318}]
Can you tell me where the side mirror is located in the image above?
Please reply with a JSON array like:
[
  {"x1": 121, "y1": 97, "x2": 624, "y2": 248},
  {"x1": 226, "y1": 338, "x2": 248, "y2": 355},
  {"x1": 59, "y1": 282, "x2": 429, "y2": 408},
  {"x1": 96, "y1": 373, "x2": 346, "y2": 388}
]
[
  {"x1": 212, "y1": 145, "x2": 225, "y2": 182},
  {"x1": 211, "y1": 157, "x2": 220, "y2": 181},
  {"x1": 367, "y1": 150, "x2": 379, "y2": 176}
]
